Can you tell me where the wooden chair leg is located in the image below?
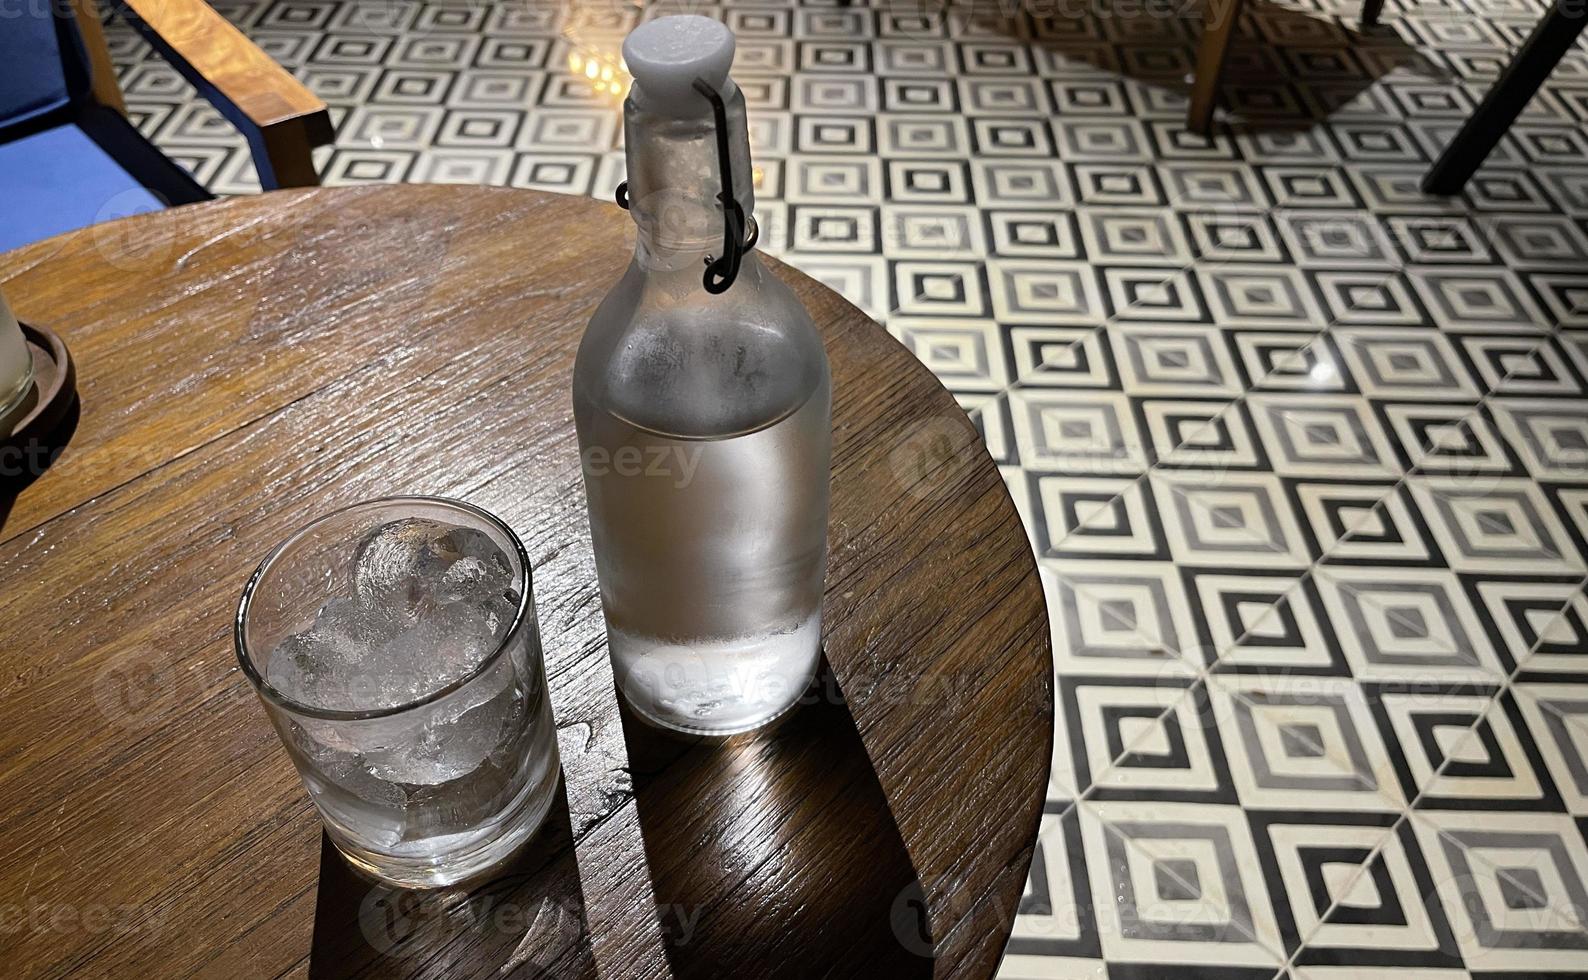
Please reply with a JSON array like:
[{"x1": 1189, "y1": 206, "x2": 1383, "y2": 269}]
[
  {"x1": 69, "y1": 0, "x2": 128, "y2": 114},
  {"x1": 1361, "y1": 0, "x2": 1386, "y2": 26},
  {"x1": 1187, "y1": 0, "x2": 1247, "y2": 136},
  {"x1": 249, "y1": 119, "x2": 323, "y2": 190}
]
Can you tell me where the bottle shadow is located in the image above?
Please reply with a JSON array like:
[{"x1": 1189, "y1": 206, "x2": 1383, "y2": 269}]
[
  {"x1": 620, "y1": 654, "x2": 935, "y2": 979},
  {"x1": 308, "y1": 777, "x2": 598, "y2": 980}
]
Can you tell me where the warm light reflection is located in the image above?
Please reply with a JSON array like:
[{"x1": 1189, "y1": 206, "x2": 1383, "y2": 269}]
[
  {"x1": 721, "y1": 736, "x2": 777, "y2": 863},
  {"x1": 565, "y1": 41, "x2": 631, "y2": 103}
]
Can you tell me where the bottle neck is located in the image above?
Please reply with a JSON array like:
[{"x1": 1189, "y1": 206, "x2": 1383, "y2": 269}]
[{"x1": 623, "y1": 81, "x2": 755, "y2": 271}]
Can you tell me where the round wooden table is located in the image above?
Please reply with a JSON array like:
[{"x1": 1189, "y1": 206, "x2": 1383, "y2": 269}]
[{"x1": 0, "y1": 186, "x2": 1051, "y2": 980}]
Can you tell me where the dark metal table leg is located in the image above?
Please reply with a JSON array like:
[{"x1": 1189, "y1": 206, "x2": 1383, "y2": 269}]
[
  {"x1": 1361, "y1": 0, "x2": 1385, "y2": 27},
  {"x1": 1422, "y1": 0, "x2": 1588, "y2": 195}
]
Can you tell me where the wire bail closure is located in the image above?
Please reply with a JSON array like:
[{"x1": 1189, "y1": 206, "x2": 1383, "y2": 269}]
[
  {"x1": 692, "y1": 78, "x2": 757, "y2": 294},
  {"x1": 612, "y1": 78, "x2": 758, "y2": 295}
]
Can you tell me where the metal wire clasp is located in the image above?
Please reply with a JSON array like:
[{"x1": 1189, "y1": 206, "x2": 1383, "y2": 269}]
[
  {"x1": 611, "y1": 78, "x2": 759, "y2": 295},
  {"x1": 691, "y1": 78, "x2": 758, "y2": 294}
]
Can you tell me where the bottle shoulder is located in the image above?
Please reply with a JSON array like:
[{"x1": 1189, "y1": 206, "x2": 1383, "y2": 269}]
[{"x1": 574, "y1": 254, "x2": 830, "y2": 440}]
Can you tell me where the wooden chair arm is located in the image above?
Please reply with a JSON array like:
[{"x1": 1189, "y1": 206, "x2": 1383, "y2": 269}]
[{"x1": 107, "y1": 0, "x2": 334, "y2": 189}]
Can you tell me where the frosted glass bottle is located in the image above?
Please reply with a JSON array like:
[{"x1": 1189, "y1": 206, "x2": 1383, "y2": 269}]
[{"x1": 572, "y1": 17, "x2": 831, "y2": 736}]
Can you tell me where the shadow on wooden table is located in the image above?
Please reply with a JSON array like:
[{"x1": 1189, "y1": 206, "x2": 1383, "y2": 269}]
[
  {"x1": 308, "y1": 777, "x2": 597, "y2": 980},
  {"x1": 620, "y1": 655, "x2": 935, "y2": 979},
  {"x1": 0, "y1": 397, "x2": 78, "y2": 536}
]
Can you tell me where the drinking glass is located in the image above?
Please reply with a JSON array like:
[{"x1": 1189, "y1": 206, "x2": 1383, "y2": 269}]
[
  {"x1": 236, "y1": 496, "x2": 560, "y2": 888},
  {"x1": 0, "y1": 290, "x2": 35, "y2": 424}
]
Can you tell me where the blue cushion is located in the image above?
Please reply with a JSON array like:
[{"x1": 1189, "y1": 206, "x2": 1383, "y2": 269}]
[
  {"x1": 0, "y1": 123, "x2": 166, "y2": 252},
  {"x1": 0, "y1": 3, "x2": 90, "y2": 137}
]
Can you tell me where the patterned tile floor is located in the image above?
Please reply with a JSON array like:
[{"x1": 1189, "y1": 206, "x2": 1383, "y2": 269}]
[{"x1": 103, "y1": 0, "x2": 1588, "y2": 976}]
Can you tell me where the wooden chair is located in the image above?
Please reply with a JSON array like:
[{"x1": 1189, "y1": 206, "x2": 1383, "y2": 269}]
[
  {"x1": 0, "y1": 0, "x2": 333, "y2": 252},
  {"x1": 1187, "y1": 0, "x2": 1384, "y2": 134}
]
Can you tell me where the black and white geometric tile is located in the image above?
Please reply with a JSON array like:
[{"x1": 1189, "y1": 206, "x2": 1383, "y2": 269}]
[
  {"x1": 102, "y1": 0, "x2": 1588, "y2": 975},
  {"x1": 1252, "y1": 812, "x2": 1461, "y2": 967},
  {"x1": 1210, "y1": 674, "x2": 1406, "y2": 811},
  {"x1": 1079, "y1": 800, "x2": 1287, "y2": 971},
  {"x1": 1190, "y1": 571, "x2": 1345, "y2": 674},
  {"x1": 1411, "y1": 810, "x2": 1588, "y2": 973}
]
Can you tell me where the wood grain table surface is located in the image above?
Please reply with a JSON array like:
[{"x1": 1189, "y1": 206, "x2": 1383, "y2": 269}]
[{"x1": 0, "y1": 186, "x2": 1052, "y2": 980}]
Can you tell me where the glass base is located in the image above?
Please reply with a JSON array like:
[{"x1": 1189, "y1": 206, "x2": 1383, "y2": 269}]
[
  {"x1": 0, "y1": 360, "x2": 36, "y2": 435},
  {"x1": 618, "y1": 675, "x2": 811, "y2": 737},
  {"x1": 606, "y1": 614, "x2": 825, "y2": 737},
  {"x1": 330, "y1": 764, "x2": 561, "y2": 890}
]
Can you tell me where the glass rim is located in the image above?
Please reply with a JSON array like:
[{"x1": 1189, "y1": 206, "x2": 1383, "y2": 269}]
[{"x1": 234, "y1": 494, "x2": 535, "y2": 722}]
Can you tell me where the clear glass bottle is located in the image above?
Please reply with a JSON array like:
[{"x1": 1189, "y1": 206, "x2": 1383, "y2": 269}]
[{"x1": 573, "y1": 16, "x2": 830, "y2": 736}]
